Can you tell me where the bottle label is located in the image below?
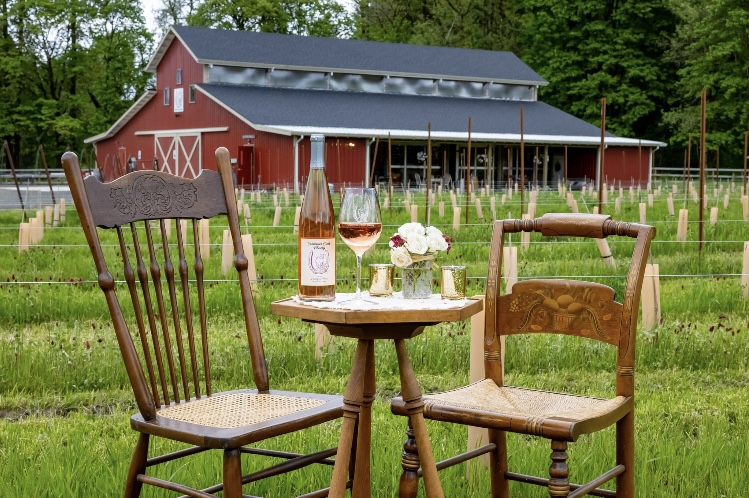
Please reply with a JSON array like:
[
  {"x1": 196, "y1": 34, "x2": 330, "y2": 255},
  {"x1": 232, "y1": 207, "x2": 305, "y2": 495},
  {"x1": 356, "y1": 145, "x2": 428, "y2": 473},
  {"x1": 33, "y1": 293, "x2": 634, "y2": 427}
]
[{"x1": 300, "y1": 238, "x2": 336, "y2": 286}]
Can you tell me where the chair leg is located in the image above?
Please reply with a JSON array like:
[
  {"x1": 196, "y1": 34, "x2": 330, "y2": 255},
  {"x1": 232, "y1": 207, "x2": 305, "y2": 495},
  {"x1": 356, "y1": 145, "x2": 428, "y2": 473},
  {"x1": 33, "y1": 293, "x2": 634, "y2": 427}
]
[
  {"x1": 548, "y1": 440, "x2": 569, "y2": 498},
  {"x1": 398, "y1": 420, "x2": 419, "y2": 498},
  {"x1": 124, "y1": 433, "x2": 149, "y2": 498},
  {"x1": 223, "y1": 448, "x2": 243, "y2": 498},
  {"x1": 616, "y1": 411, "x2": 635, "y2": 498},
  {"x1": 488, "y1": 429, "x2": 509, "y2": 498}
]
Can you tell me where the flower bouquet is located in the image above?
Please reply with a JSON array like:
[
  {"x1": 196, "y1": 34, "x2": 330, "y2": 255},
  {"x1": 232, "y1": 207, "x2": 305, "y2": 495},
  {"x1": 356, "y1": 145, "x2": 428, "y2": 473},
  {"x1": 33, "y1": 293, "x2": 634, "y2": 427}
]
[{"x1": 389, "y1": 222, "x2": 453, "y2": 298}]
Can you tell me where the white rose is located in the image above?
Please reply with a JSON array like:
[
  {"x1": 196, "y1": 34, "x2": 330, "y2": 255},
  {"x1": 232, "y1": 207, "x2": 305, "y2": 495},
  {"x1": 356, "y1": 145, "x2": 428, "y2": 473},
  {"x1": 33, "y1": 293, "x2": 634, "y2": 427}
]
[
  {"x1": 398, "y1": 222, "x2": 426, "y2": 239},
  {"x1": 391, "y1": 246, "x2": 413, "y2": 268},
  {"x1": 425, "y1": 226, "x2": 443, "y2": 239},
  {"x1": 427, "y1": 232, "x2": 448, "y2": 253},
  {"x1": 404, "y1": 234, "x2": 428, "y2": 255}
]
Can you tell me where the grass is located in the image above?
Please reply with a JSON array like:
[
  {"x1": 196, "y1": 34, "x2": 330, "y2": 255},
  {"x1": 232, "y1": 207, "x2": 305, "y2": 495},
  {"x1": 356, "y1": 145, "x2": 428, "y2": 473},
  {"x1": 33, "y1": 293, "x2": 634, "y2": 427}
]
[{"x1": 1, "y1": 181, "x2": 748, "y2": 497}]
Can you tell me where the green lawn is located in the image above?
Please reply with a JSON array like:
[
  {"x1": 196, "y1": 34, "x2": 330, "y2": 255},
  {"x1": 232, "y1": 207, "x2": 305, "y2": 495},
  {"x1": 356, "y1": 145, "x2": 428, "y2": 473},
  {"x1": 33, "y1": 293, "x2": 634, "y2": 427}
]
[{"x1": 1, "y1": 182, "x2": 748, "y2": 497}]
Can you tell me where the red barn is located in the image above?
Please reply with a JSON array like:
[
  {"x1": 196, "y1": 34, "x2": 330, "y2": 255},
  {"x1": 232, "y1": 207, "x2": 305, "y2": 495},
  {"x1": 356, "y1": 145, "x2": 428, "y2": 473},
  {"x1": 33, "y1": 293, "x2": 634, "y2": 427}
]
[{"x1": 86, "y1": 26, "x2": 666, "y2": 191}]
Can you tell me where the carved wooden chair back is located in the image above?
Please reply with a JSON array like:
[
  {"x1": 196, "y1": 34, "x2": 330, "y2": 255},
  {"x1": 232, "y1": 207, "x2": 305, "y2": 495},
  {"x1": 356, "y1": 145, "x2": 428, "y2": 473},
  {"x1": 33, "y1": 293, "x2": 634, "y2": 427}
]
[
  {"x1": 61, "y1": 148, "x2": 266, "y2": 419},
  {"x1": 484, "y1": 213, "x2": 656, "y2": 398}
]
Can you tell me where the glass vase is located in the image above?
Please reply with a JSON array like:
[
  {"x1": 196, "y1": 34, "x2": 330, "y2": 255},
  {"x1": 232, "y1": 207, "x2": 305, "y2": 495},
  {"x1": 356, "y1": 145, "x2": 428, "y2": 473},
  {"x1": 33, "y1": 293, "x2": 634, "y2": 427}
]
[{"x1": 401, "y1": 259, "x2": 433, "y2": 299}]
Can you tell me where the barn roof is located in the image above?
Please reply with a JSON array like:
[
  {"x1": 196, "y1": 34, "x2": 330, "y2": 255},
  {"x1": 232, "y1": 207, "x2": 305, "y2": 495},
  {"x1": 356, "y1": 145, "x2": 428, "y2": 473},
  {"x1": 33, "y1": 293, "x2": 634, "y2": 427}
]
[
  {"x1": 147, "y1": 26, "x2": 547, "y2": 86},
  {"x1": 196, "y1": 84, "x2": 666, "y2": 147},
  {"x1": 84, "y1": 90, "x2": 156, "y2": 144}
]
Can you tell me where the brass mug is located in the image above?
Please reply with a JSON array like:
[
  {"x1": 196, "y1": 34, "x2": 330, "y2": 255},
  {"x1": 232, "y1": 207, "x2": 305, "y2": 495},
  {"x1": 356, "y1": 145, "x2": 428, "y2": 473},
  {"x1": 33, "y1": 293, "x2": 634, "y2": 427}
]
[
  {"x1": 368, "y1": 264, "x2": 394, "y2": 297},
  {"x1": 440, "y1": 265, "x2": 467, "y2": 299}
]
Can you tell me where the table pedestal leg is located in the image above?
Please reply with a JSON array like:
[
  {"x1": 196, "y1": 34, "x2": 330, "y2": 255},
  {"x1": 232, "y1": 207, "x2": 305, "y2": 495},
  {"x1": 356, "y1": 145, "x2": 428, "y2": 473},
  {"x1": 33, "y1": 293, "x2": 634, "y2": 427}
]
[
  {"x1": 352, "y1": 340, "x2": 375, "y2": 498},
  {"x1": 329, "y1": 339, "x2": 369, "y2": 498},
  {"x1": 394, "y1": 339, "x2": 445, "y2": 498}
]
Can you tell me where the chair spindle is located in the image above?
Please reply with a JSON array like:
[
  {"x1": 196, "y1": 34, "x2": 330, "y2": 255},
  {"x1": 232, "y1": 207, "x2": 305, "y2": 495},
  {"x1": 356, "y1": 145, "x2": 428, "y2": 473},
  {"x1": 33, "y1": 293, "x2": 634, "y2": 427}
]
[
  {"x1": 118, "y1": 227, "x2": 161, "y2": 407},
  {"x1": 175, "y1": 218, "x2": 202, "y2": 400},
  {"x1": 131, "y1": 222, "x2": 171, "y2": 407},
  {"x1": 193, "y1": 218, "x2": 211, "y2": 396},
  {"x1": 159, "y1": 219, "x2": 191, "y2": 402}
]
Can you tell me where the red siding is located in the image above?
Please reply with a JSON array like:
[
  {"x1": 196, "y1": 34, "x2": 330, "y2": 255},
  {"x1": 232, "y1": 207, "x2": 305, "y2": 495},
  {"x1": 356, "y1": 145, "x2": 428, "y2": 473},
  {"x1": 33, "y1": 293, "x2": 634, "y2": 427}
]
[
  {"x1": 567, "y1": 147, "x2": 597, "y2": 181},
  {"x1": 603, "y1": 146, "x2": 649, "y2": 186},
  {"x1": 297, "y1": 137, "x2": 367, "y2": 188}
]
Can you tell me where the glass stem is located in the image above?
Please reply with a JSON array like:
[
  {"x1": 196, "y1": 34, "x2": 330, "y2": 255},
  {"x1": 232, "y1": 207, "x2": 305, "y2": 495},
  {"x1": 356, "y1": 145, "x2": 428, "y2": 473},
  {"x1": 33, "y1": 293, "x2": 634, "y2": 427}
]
[{"x1": 355, "y1": 254, "x2": 363, "y2": 300}]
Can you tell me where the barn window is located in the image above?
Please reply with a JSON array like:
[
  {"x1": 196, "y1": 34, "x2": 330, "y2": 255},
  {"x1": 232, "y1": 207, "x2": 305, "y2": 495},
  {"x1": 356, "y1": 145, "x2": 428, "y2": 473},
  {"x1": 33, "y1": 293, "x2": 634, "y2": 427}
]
[
  {"x1": 163, "y1": 88, "x2": 170, "y2": 106},
  {"x1": 176, "y1": 68, "x2": 182, "y2": 85},
  {"x1": 189, "y1": 85, "x2": 196, "y2": 103}
]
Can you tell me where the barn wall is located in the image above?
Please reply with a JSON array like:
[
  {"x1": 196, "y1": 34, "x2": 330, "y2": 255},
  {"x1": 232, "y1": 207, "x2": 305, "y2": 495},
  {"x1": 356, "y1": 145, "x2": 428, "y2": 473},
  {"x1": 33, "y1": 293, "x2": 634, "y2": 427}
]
[{"x1": 604, "y1": 146, "x2": 649, "y2": 186}]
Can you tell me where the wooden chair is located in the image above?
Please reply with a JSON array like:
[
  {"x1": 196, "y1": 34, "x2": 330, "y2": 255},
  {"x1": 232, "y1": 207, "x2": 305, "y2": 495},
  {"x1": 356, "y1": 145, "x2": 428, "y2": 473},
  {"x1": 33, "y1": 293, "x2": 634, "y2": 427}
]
[
  {"x1": 392, "y1": 213, "x2": 656, "y2": 498},
  {"x1": 61, "y1": 149, "x2": 348, "y2": 498}
]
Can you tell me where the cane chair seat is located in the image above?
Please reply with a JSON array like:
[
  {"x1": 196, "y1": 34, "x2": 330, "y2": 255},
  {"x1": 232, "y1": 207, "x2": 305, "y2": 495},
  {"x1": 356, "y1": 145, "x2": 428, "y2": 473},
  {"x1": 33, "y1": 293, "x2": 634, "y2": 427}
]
[
  {"x1": 156, "y1": 391, "x2": 331, "y2": 429},
  {"x1": 395, "y1": 379, "x2": 630, "y2": 441}
]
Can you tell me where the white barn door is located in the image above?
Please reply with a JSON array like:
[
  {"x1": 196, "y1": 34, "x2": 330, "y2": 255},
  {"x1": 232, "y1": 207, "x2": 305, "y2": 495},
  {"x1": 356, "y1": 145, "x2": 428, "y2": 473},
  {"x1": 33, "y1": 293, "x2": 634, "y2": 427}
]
[{"x1": 155, "y1": 133, "x2": 202, "y2": 178}]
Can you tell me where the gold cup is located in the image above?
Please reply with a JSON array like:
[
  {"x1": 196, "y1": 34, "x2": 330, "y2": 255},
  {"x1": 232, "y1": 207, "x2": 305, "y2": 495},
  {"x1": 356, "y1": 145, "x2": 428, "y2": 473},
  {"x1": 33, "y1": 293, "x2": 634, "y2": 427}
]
[
  {"x1": 368, "y1": 264, "x2": 394, "y2": 297},
  {"x1": 440, "y1": 265, "x2": 467, "y2": 299}
]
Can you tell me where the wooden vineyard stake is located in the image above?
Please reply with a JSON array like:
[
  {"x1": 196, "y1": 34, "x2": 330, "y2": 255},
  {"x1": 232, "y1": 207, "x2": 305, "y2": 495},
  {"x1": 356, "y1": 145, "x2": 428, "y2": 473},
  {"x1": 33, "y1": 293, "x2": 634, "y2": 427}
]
[
  {"x1": 593, "y1": 206, "x2": 600, "y2": 215},
  {"x1": 199, "y1": 219, "x2": 210, "y2": 258},
  {"x1": 490, "y1": 196, "x2": 495, "y2": 213},
  {"x1": 501, "y1": 194, "x2": 506, "y2": 205},
  {"x1": 629, "y1": 187, "x2": 634, "y2": 202},
  {"x1": 236, "y1": 200, "x2": 244, "y2": 219},
  {"x1": 602, "y1": 183, "x2": 608, "y2": 205},
  {"x1": 648, "y1": 193, "x2": 654, "y2": 207},
  {"x1": 60, "y1": 197, "x2": 65, "y2": 222},
  {"x1": 315, "y1": 323, "x2": 334, "y2": 361},
  {"x1": 383, "y1": 196, "x2": 389, "y2": 209},
  {"x1": 273, "y1": 193, "x2": 278, "y2": 207},
  {"x1": 293, "y1": 207, "x2": 301, "y2": 234},
  {"x1": 467, "y1": 295, "x2": 490, "y2": 472},
  {"x1": 596, "y1": 238, "x2": 616, "y2": 269},
  {"x1": 615, "y1": 197, "x2": 621, "y2": 214},
  {"x1": 667, "y1": 193, "x2": 675, "y2": 216},
  {"x1": 438, "y1": 201, "x2": 444, "y2": 218},
  {"x1": 527, "y1": 202, "x2": 536, "y2": 219},
  {"x1": 45, "y1": 206, "x2": 53, "y2": 226},
  {"x1": 677, "y1": 209, "x2": 688, "y2": 242},
  {"x1": 410, "y1": 204, "x2": 418, "y2": 222},
  {"x1": 273, "y1": 206, "x2": 282, "y2": 227},
  {"x1": 742, "y1": 242, "x2": 749, "y2": 299},
  {"x1": 503, "y1": 246, "x2": 518, "y2": 293},
  {"x1": 521, "y1": 213, "x2": 531, "y2": 250},
  {"x1": 283, "y1": 188, "x2": 289, "y2": 206},
  {"x1": 742, "y1": 195, "x2": 749, "y2": 221},
  {"x1": 243, "y1": 203, "x2": 251, "y2": 223},
  {"x1": 241, "y1": 234, "x2": 258, "y2": 291},
  {"x1": 221, "y1": 230, "x2": 233, "y2": 276},
  {"x1": 639, "y1": 203, "x2": 646, "y2": 224},
  {"x1": 53, "y1": 204, "x2": 60, "y2": 227},
  {"x1": 452, "y1": 207, "x2": 461, "y2": 231},
  {"x1": 437, "y1": 185, "x2": 442, "y2": 196},
  {"x1": 583, "y1": 185, "x2": 586, "y2": 196},
  {"x1": 641, "y1": 263, "x2": 661, "y2": 330},
  {"x1": 474, "y1": 198, "x2": 483, "y2": 219},
  {"x1": 710, "y1": 207, "x2": 719, "y2": 226},
  {"x1": 18, "y1": 222, "x2": 29, "y2": 253},
  {"x1": 404, "y1": 199, "x2": 410, "y2": 213},
  {"x1": 570, "y1": 198, "x2": 579, "y2": 213},
  {"x1": 724, "y1": 193, "x2": 730, "y2": 209},
  {"x1": 179, "y1": 219, "x2": 188, "y2": 241}
]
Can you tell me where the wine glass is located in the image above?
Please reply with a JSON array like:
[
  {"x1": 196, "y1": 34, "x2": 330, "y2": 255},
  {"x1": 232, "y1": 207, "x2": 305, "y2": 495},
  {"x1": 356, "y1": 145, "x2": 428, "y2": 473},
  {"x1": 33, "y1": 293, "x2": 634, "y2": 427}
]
[{"x1": 338, "y1": 188, "x2": 382, "y2": 301}]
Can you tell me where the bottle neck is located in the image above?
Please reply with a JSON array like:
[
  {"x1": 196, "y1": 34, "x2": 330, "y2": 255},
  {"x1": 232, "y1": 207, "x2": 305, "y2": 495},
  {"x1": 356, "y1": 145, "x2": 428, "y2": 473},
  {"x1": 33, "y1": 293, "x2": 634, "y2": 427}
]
[{"x1": 310, "y1": 140, "x2": 325, "y2": 169}]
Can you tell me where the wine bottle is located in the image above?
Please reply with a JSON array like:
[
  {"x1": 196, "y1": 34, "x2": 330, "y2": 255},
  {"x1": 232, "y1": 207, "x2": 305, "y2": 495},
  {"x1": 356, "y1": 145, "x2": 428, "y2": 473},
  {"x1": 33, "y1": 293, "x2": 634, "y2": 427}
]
[{"x1": 298, "y1": 135, "x2": 336, "y2": 300}]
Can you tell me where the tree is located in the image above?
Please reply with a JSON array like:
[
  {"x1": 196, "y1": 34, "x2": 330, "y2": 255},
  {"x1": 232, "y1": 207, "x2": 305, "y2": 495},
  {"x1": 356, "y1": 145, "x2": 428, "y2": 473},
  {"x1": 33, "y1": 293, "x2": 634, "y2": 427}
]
[
  {"x1": 356, "y1": 0, "x2": 524, "y2": 53},
  {"x1": 187, "y1": 0, "x2": 353, "y2": 37},
  {"x1": 663, "y1": 0, "x2": 749, "y2": 164},
  {"x1": 521, "y1": 0, "x2": 678, "y2": 140}
]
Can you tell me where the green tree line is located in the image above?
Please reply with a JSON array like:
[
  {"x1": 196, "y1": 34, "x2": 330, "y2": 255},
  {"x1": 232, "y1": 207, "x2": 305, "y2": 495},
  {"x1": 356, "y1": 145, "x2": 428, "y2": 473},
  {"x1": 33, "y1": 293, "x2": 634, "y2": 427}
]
[{"x1": 1, "y1": 0, "x2": 746, "y2": 169}]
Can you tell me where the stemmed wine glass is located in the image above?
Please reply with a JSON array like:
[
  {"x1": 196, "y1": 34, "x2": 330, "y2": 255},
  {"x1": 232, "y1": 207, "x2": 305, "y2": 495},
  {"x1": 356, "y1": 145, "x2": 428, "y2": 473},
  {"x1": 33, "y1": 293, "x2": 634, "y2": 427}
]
[{"x1": 338, "y1": 188, "x2": 382, "y2": 301}]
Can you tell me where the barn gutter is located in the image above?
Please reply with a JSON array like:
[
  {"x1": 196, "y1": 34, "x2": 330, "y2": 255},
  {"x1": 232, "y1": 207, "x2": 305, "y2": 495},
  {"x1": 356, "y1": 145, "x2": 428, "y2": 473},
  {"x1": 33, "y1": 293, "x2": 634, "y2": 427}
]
[{"x1": 293, "y1": 135, "x2": 304, "y2": 194}]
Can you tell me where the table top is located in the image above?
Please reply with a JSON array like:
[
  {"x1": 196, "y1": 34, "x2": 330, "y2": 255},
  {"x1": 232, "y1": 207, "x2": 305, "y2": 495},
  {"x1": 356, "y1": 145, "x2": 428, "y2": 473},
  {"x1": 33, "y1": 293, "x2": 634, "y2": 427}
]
[{"x1": 271, "y1": 295, "x2": 483, "y2": 326}]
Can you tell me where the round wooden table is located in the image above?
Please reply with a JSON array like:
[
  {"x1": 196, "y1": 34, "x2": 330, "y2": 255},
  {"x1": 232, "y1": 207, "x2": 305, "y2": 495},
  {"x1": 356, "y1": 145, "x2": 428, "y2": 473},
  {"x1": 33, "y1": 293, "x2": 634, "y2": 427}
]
[{"x1": 271, "y1": 296, "x2": 483, "y2": 498}]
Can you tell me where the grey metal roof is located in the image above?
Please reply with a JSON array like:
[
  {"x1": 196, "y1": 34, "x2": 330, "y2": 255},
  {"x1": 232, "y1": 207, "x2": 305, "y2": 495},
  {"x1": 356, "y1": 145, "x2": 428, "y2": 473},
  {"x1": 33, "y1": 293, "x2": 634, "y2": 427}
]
[
  {"x1": 169, "y1": 26, "x2": 546, "y2": 85},
  {"x1": 198, "y1": 83, "x2": 618, "y2": 141}
]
